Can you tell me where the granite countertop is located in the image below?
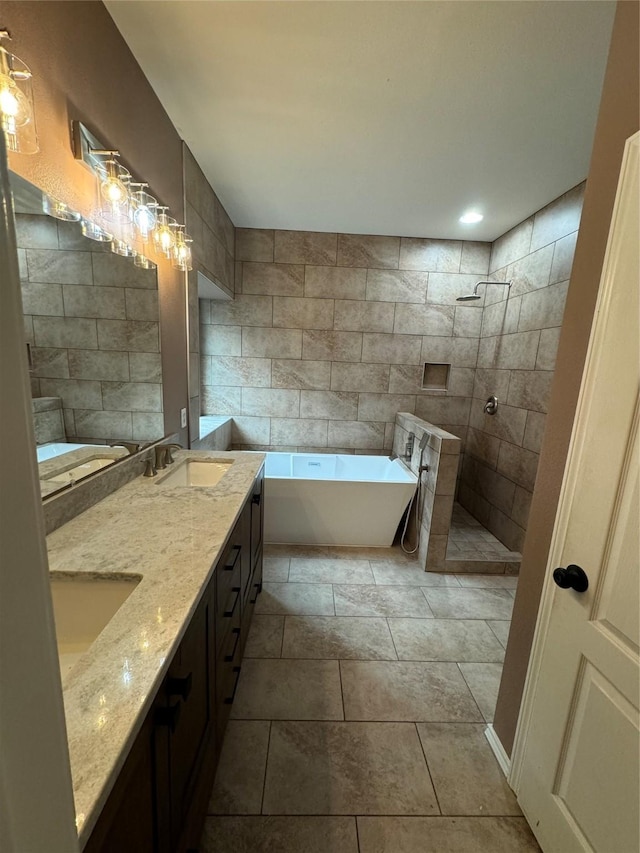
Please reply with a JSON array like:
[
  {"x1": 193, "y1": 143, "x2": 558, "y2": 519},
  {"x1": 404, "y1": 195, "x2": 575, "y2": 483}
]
[{"x1": 46, "y1": 449, "x2": 265, "y2": 848}]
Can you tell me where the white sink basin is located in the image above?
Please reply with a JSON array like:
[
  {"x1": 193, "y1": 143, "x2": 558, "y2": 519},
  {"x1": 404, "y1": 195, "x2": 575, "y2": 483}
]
[
  {"x1": 159, "y1": 460, "x2": 233, "y2": 488},
  {"x1": 45, "y1": 457, "x2": 116, "y2": 485},
  {"x1": 50, "y1": 575, "x2": 140, "y2": 676}
]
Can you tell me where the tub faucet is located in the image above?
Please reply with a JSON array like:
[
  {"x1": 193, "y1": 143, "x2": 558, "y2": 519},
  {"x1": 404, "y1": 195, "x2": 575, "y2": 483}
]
[{"x1": 402, "y1": 433, "x2": 415, "y2": 463}]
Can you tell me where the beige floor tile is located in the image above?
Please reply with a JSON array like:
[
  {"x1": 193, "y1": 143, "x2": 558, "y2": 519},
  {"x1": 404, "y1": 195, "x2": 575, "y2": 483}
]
[
  {"x1": 231, "y1": 659, "x2": 344, "y2": 720},
  {"x1": 388, "y1": 618, "x2": 505, "y2": 662},
  {"x1": 333, "y1": 584, "x2": 434, "y2": 617},
  {"x1": 208, "y1": 721, "x2": 270, "y2": 815},
  {"x1": 340, "y1": 661, "x2": 482, "y2": 722},
  {"x1": 455, "y1": 574, "x2": 518, "y2": 589},
  {"x1": 201, "y1": 816, "x2": 359, "y2": 852},
  {"x1": 262, "y1": 721, "x2": 438, "y2": 815},
  {"x1": 417, "y1": 723, "x2": 521, "y2": 815},
  {"x1": 423, "y1": 587, "x2": 514, "y2": 620},
  {"x1": 458, "y1": 663, "x2": 504, "y2": 722},
  {"x1": 263, "y1": 557, "x2": 290, "y2": 582},
  {"x1": 357, "y1": 816, "x2": 541, "y2": 852},
  {"x1": 245, "y1": 615, "x2": 284, "y2": 658},
  {"x1": 282, "y1": 616, "x2": 397, "y2": 660},
  {"x1": 288, "y1": 558, "x2": 375, "y2": 584},
  {"x1": 370, "y1": 563, "x2": 461, "y2": 586},
  {"x1": 487, "y1": 620, "x2": 511, "y2": 648},
  {"x1": 255, "y1": 582, "x2": 335, "y2": 616}
]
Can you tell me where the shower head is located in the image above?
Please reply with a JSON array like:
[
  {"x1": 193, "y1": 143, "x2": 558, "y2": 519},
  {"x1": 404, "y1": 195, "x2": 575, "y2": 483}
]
[{"x1": 456, "y1": 280, "x2": 512, "y2": 302}]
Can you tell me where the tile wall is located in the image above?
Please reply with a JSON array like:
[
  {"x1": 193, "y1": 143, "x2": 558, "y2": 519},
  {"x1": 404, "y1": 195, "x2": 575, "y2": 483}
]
[
  {"x1": 201, "y1": 230, "x2": 491, "y2": 453},
  {"x1": 184, "y1": 145, "x2": 236, "y2": 443},
  {"x1": 458, "y1": 184, "x2": 584, "y2": 551},
  {"x1": 18, "y1": 214, "x2": 164, "y2": 443}
]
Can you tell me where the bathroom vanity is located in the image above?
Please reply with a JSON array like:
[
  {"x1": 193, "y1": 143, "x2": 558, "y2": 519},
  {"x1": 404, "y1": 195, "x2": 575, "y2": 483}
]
[{"x1": 46, "y1": 450, "x2": 264, "y2": 852}]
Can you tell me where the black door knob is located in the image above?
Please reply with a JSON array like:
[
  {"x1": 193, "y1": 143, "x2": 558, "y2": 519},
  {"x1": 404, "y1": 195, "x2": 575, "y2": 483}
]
[{"x1": 553, "y1": 564, "x2": 589, "y2": 593}]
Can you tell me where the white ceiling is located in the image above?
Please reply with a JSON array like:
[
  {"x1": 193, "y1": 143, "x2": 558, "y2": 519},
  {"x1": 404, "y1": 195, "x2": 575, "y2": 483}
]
[{"x1": 106, "y1": 1, "x2": 615, "y2": 241}]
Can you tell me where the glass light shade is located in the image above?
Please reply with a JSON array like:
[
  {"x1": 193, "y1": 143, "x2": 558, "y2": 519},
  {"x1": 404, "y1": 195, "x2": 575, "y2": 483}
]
[
  {"x1": 111, "y1": 239, "x2": 135, "y2": 257},
  {"x1": 130, "y1": 188, "x2": 157, "y2": 241},
  {"x1": 152, "y1": 208, "x2": 177, "y2": 258},
  {"x1": 0, "y1": 41, "x2": 37, "y2": 154},
  {"x1": 43, "y1": 195, "x2": 81, "y2": 222},
  {"x1": 172, "y1": 230, "x2": 193, "y2": 271},
  {"x1": 81, "y1": 220, "x2": 113, "y2": 242},
  {"x1": 97, "y1": 159, "x2": 131, "y2": 222},
  {"x1": 134, "y1": 253, "x2": 157, "y2": 270}
]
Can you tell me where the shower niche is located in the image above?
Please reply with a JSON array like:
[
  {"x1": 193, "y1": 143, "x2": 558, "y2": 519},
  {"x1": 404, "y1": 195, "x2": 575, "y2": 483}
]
[{"x1": 422, "y1": 362, "x2": 451, "y2": 392}]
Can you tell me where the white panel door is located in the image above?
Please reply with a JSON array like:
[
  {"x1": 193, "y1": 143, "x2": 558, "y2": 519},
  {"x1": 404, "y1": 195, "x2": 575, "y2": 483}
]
[{"x1": 513, "y1": 132, "x2": 639, "y2": 853}]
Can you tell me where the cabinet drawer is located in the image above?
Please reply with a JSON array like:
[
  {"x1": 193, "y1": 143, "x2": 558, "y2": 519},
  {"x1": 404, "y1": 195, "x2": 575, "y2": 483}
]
[{"x1": 216, "y1": 542, "x2": 241, "y2": 612}]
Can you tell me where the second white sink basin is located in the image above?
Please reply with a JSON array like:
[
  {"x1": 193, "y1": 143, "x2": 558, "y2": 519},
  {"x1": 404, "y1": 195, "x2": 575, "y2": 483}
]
[{"x1": 159, "y1": 460, "x2": 233, "y2": 488}]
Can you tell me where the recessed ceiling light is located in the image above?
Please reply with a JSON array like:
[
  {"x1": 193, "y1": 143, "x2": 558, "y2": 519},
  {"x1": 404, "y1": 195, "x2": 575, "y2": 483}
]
[{"x1": 459, "y1": 211, "x2": 483, "y2": 224}]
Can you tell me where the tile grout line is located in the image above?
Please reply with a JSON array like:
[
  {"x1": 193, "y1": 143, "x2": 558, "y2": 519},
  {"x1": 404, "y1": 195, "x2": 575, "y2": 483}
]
[
  {"x1": 414, "y1": 721, "x2": 443, "y2": 816},
  {"x1": 337, "y1": 659, "x2": 346, "y2": 721},
  {"x1": 456, "y1": 662, "x2": 487, "y2": 723},
  {"x1": 259, "y1": 720, "x2": 273, "y2": 815}
]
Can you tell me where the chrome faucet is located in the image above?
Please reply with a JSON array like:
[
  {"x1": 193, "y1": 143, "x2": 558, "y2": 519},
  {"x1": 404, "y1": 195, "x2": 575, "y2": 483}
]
[{"x1": 154, "y1": 442, "x2": 182, "y2": 470}]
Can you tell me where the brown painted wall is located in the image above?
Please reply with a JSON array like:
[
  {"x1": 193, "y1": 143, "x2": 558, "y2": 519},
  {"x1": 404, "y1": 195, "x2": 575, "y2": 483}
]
[
  {"x1": 493, "y1": 0, "x2": 640, "y2": 756},
  {"x1": 2, "y1": 0, "x2": 189, "y2": 444}
]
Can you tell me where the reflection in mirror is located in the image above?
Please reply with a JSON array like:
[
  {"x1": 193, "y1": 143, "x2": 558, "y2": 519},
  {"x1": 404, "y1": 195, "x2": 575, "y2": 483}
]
[{"x1": 10, "y1": 172, "x2": 165, "y2": 498}]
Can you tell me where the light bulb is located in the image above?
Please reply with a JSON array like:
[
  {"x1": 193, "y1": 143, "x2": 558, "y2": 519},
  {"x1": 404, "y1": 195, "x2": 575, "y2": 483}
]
[
  {"x1": 0, "y1": 37, "x2": 37, "y2": 154},
  {"x1": 134, "y1": 204, "x2": 155, "y2": 234},
  {"x1": 97, "y1": 159, "x2": 131, "y2": 222},
  {"x1": 152, "y1": 208, "x2": 177, "y2": 257}
]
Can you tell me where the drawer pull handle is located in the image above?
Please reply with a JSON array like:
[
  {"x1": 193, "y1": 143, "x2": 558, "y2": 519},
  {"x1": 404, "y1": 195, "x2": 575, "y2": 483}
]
[
  {"x1": 224, "y1": 666, "x2": 241, "y2": 704},
  {"x1": 155, "y1": 700, "x2": 181, "y2": 733},
  {"x1": 167, "y1": 673, "x2": 192, "y2": 701},
  {"x1": 224, "y1": 627, "x2": 241, "y2": 662},
  {"x1": 224, "y1": 545, "x2": 241, "y2": 572},
  {"x1": 223, "y1": 587, "x2": 241, "y2": 617}
]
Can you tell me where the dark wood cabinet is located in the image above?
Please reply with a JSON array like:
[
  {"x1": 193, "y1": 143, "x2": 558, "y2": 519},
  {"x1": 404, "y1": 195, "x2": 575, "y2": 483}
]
[{"x1": 86, "y1": 465, "x2": 264, "y2": 853}]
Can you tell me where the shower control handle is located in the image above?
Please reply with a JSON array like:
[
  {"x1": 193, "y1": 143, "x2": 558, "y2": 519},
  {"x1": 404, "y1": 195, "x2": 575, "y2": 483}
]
[{"x1": 484, "y1": 395, "x2": 498, "y2": 416}]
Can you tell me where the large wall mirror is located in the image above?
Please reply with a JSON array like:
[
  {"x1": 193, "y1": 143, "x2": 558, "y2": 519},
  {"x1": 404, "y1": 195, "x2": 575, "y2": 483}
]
[{"x1": 10, "y1": 172, "x2": 166, "y2": 499}]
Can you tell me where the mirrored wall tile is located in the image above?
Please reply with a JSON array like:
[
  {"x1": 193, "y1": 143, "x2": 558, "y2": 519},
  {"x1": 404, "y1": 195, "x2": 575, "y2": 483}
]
[
  {"x1": 124, "y1": 288, "x2": 159, "y2": 321},
  {"x1": 263, "y1": 721, "x2": 436, "y2": 815},
  {"x1": 74, "y1": 409, "x2": 133, "y2": 440},
  {"x1": 530, "y1": 183, "x2": 584, "y2": 252},
  {"x1": 102, "y1": 381, "x2": 162, "y2": 413},
  {"x1": 242, "y1": 388, "x2": 300, "y2": 418},
  {"x1": 128, "y1": 352, "x2": 162, "y2": 384},
  {"x1": 388, "y1": 618, "x2": 505, "y2": 662},
  {"x1": 272, "y1": 359, "x2": 331, "y2": 390},
  {"x1": 201, "y1": 325, "x2": 242, "y2": 356},
  {"x1": 97, "y1": 320, "x2": 159, "y2": 352},
  {"x1": 330, "y1": 362, "x2": 390, "y2": 393},
  {"x1": 337, "y1": 234, "x2": 400, "y2": 269},
  {"x1": 271, "y1": 418, "x2": 328, "y2": 446},
  {"x1": 327, "y1": 420, "x2": 385, "y2": 449},
  {"x1": 26, "y1": 248, "x2": 92, "y2": 284},
  {"x1": 357, "y1": 393, "x2": 416, "y2": 422},
  {"x1": 365, "y1": 269, "x2": 427, "y2": 303},
  {"x1": 91, "y1": 252, "x2": 157, "y2": 288},
  {"x1": 208, "y1": 721, "x2": 270, "y2": 815},
  {"x1": 242, "y1": 262, "x2": 304, "y2": 297},
  {"x1": 201, "y1": 816, "x2": 359, "y2": 853},
  {"x1": 208, "y1": 356, "x2": 271, "y2": 387},
  {"x1": 273, "y1": 296, "x2": 334, "y2": 330},
  {"x1": 394, "y1": 303, "x2": 455, "y2": 336},
  {"x1": 489, "y1": 219, "x2": 533, "y2": 273},
  {"x1": 68, "y1": 350, "x2": 129, "y2": 381},
  {"x1": 302, "y1": 330, "x2": 362, "y2": 362},
  {"x1": 236, "y1": 228, "x2": 274, "y2": 262},
  {"x1": 399, "y1": 238, "x2": 462, "y2": 272},
  {"x1": 362, "y1": 333, "x2": 422, "y2": 365},
  {"x1": 460, "y1": 241, "x2": 491, "y2": 274},
  {"x1": 242, "y1": 327, "x2": 302, "y2": 359},
  {"x1": 39, "y1": 377, "x2": 102, "y2": 410},
  {"x1": 132, "y1": 412, "x2": 165, "y2": 441},
  {"x1": 305, "y1": 266, "x2": 367, "y2": 300},
  {"x1": 202, "y1": 386, "x2": 242, "y2": 416},
  {"x1": 208, "y1": 294, "x2": 273, "y2": 327},
  {"x1": 333, "y1": 300, "x2": 394, "y2": 333},
  {"x1": 15, "y1": 214, "x2": 59, "y2": 249},
  {"x1": 21, "y1": 281, "x2": 64, "y2": 316},
  {"x1": 31, "y1": 347, "x2": 70, "y2": 379},
  {"x1": 62, "y1": 284, "x2": 126, "y2": 319},
  {"x1": 300, "y1": 390, "x2": 358, "y2": 420},
  {"x1": 274, "y1": 231, "x2": 338, "y2": 265}
]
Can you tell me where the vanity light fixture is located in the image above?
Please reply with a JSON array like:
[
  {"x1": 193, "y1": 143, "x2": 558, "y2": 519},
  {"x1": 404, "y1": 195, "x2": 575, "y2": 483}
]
[
  {"x1": 134, "y1": 253, "x2": 157, "y2": 270},
  {"x1": 172, "y1": 227, "x2": 193, "y2": 271},
  {"x1": 459, "y1": 210, "x2": 483, "y2": 224},
  {"x1": 111, "y1": 238, "x2": 135, "y2": 257},
  {"x1": 81, "y1": 220, "x2": 113, "y2": 242},
  {"x1": 0, "y1": 29, "x2": 37, "y2": 154},
  {"x1": 153, "y1": 207, "x2": 177, "y2": 257},
  {"x1": 42, "y1": 194, "x2": 81, "y2": 222},
  {"x1": 129, "y1": 184, "x2": 158, "y2": 242},
  {"x1": 97, "y1": 158, "x2": 131, "y2": 222}
]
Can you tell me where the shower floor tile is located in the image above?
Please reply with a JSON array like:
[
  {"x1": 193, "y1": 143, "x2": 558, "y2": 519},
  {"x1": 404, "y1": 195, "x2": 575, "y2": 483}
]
[
  {"x1": 446, "y1": 503, "x2": 522, "y2": 568},
  {"x1": 201, "y1": 545, "x2": 538, "y2": 852}
]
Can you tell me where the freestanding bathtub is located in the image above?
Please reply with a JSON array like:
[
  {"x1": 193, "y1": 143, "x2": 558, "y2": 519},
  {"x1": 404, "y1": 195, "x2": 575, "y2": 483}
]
[{"x1": 264, "y1": 452, "x2": 417, "y2": 547}]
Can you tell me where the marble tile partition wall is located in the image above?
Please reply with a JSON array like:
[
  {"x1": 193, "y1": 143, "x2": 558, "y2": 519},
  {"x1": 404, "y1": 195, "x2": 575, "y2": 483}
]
[
  {"x1": 184, "y1": 145, "x2": 236, "y2": 444},
  {"x1": 458, "y1": 184, "x2": 585, "y2": 552},
  {"x1": 18, "y1": 214, "x2": 164, "y2": 444},
  {"x1": 392, "y1": 413, "x2": 461, "y2": 573},
  {"x1": 201, "y1": 229, "x2": 490, "y2": 452}
]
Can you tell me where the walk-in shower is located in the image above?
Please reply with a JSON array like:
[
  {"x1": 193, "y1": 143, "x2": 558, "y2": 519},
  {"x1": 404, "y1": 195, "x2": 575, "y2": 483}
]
[{"x1": 456, "y1": 280, "x2": 512, "y2": 301}]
